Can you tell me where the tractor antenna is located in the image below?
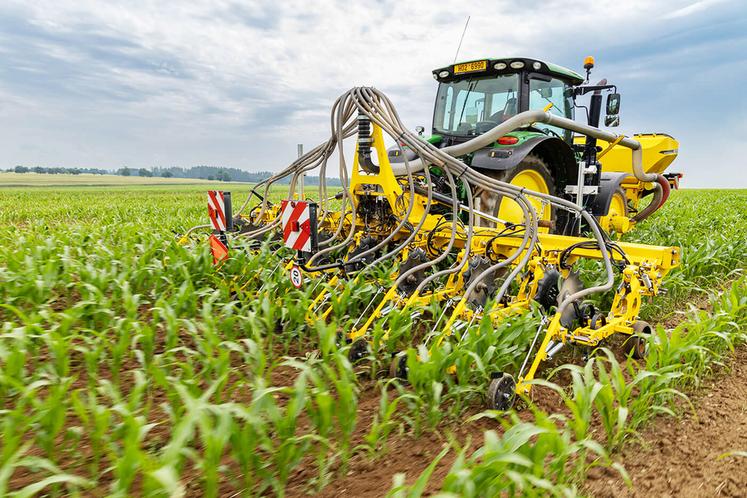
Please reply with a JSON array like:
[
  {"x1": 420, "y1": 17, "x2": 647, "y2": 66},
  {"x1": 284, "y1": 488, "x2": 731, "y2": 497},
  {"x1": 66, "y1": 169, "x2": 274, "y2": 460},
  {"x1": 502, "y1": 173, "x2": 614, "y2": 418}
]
[{"x1": 453, "y1": 16, "x2": 471, "y2": 63}]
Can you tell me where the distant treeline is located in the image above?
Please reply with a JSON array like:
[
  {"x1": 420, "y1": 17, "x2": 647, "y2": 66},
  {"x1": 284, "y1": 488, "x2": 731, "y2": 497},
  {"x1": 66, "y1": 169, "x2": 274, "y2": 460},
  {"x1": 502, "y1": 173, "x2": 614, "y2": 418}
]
[
  {"x1": 6, "y1": 165, "x2": 340, "y2": 185},
  {"x1": 9, "y1": 165, "x2": 110, "y2": 175}
]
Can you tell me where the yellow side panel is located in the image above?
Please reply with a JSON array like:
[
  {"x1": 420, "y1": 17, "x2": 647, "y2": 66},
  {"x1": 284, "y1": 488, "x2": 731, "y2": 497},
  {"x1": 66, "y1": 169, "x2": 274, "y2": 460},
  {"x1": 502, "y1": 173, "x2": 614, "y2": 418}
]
[{"x1": 574, "y1": 133, "x2": 679, "y2": 176}]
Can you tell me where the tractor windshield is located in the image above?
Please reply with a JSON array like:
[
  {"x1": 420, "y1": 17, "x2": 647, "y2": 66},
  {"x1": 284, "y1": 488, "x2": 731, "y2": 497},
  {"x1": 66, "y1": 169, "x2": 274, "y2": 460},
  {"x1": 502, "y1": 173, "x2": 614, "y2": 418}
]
[
  {"x1": 433, "y1": 74, "x2": 520, "y2": 137},
  {"x1": 528, "y1": 76, "x2": 574, "y2": 141}
]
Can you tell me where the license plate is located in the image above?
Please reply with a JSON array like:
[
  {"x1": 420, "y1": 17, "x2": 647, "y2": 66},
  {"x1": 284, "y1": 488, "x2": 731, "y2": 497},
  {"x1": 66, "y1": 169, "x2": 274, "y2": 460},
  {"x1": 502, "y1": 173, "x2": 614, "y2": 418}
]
[{"x1": 454, "y1": 60, "x2": 487, "y2": 74}]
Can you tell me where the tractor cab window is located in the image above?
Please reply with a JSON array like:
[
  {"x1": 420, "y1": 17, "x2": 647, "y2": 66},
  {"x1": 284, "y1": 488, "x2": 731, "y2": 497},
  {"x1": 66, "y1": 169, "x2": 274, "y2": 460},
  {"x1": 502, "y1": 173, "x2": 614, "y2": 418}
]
[
  {"x1": 434, "y1": 73, "x2": 520, "y2": 137},
  {"x1": 529, "y1": 76, "x2": 574, "y2": 141}
]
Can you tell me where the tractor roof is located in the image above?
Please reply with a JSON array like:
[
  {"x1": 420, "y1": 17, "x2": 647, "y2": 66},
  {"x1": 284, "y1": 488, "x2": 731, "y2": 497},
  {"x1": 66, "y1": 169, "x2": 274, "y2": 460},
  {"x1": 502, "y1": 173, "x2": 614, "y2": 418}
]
[{"x1": 433, "y1": 57, "x2": 585, "y2": 85}]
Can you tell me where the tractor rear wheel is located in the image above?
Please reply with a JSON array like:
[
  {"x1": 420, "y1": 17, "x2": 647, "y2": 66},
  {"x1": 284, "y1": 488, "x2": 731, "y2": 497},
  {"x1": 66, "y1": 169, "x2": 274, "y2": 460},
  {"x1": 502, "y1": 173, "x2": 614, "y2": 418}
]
[{"x1": 476, "y1": 154, "x2": 555, "y2": 232}]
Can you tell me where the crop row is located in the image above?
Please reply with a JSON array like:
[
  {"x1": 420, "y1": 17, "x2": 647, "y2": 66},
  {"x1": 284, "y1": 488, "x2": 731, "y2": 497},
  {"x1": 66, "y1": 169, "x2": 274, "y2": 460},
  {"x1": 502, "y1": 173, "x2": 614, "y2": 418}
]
[{"x1": 0, "y1": 187, "x2": 744, "y2": 496}]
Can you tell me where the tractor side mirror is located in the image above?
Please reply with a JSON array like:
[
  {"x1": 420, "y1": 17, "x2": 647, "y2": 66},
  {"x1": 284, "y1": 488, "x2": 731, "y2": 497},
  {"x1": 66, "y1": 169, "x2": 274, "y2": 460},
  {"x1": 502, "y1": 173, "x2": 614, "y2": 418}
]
[
  {"x1": 539, "y1": 87, "x2": 553, "y2": 99},
  {"x1": 605, "y1": 115, "x2": 620, "y2": 127},
  {"x1": 605, "y1": 93, "x2": 621, "y2": 127},
  {"x1": 606, "y1": 93, "x2": 621, "y2": 115},
  {"x1": 415, "y1": 125, "x2": 425, "y2": 136}
]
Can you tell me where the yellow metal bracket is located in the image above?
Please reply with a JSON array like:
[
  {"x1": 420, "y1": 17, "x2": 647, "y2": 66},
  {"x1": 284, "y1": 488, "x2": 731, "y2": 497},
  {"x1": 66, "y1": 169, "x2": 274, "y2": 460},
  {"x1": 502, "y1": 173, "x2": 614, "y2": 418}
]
[{"x1": 597, "y1": 134, "x2": 625, "y2": 160}]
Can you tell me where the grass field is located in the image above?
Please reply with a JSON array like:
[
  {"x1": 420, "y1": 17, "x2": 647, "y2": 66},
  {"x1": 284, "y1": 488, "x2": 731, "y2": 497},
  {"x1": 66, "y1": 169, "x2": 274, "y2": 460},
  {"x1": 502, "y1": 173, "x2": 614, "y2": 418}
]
[{"x1": 0, "y1": 185, "x2": 745, "y2": 496}]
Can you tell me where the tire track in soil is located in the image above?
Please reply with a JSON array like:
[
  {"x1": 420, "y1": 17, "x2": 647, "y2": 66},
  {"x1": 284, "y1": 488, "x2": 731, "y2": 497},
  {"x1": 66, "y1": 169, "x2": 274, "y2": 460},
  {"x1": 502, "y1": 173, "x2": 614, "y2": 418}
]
[{"x1": 585, "y1": 347, "x2": 747, "y2": 498}]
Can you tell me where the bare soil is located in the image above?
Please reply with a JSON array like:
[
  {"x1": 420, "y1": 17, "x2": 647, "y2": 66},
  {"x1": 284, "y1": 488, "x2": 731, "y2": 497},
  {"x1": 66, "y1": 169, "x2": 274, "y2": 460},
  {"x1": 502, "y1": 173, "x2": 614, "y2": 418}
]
[
  {"x1": 286, "y1": 290, "x2": 746, "y2": 498},
  {"x1": 293, "y1": 344, "x2": 747, "y2": 498},
  {"x1": 585, "y1": 347, "x2": 747, "y2": 498},
  {"x1": 284, "y1": 380, "x2": 566, "y2": 497}
]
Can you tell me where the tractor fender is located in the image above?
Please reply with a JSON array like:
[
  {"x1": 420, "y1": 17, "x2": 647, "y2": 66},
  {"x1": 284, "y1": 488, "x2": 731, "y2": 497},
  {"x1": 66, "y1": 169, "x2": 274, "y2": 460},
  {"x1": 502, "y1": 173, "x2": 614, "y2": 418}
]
[
  {"x1": 591, "y1": 172, "x2": 631, "y2": 216},
  {"x1": 471, "y1": 136, "x2": 579, "y2": 192}
]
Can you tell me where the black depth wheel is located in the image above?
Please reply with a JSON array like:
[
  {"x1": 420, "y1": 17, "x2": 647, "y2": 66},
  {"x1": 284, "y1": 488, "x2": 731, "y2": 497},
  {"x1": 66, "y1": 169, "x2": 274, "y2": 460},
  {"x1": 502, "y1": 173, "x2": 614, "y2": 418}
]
[
  {"x1": 348, "y1": 338, "x2": 370, "y2": 363},
  {"x1": 388, "y1": 352, "x2": 408, "y2": 381},
  {"x1": 623, "y1": 320, "x2": 652, "y2": 359},
  {"x1": 534, "y1": 268, "x2": 561, "y2": 312},
  {"x1": 487, "y1": 373, "x2": 516, "y2": 411},
  {"x1": 335, "y1": 332, "x2": 347, "y2": 348},
  {"x1": 589, "y1": 312, "x2": 607, "y2": 330}
]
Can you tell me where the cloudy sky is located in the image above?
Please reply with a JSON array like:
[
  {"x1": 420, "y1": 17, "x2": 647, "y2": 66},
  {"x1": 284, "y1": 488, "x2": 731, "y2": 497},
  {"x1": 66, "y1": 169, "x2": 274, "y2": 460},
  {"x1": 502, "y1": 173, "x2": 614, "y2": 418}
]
[{"x1": 0, "y1": 0, "x2": 745, "y2": 187}]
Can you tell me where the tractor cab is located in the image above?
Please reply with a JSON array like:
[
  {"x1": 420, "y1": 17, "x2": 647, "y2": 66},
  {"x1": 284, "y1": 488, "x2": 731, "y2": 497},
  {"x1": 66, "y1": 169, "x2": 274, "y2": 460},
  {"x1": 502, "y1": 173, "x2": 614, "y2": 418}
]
[{"x1": 430, "y1": 57, "x2": 584, "y2": 145}]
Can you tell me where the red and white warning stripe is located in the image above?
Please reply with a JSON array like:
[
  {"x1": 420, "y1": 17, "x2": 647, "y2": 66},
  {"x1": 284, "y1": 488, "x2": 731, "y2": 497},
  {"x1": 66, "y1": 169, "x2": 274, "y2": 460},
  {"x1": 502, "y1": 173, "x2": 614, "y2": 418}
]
[
  {"x1": 208, "y1": 190, "x2": 226, "y2": 231},
  {"x1": 280, "y1": 199, "x2": 312, "y2": 252}
]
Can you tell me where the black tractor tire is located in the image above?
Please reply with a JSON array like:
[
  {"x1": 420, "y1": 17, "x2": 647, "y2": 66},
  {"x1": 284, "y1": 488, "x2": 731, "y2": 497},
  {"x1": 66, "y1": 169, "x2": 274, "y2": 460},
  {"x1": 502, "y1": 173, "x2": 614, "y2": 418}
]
[{"x1": 476, "y1": 154, "x2": 556, "y2": 230}]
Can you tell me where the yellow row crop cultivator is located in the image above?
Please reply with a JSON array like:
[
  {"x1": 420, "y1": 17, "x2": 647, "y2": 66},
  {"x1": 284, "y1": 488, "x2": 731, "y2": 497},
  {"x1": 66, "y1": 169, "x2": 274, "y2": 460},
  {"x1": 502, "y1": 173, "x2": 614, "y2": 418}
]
[{"x1": 183, "y1": 57, "x2": 681, "y2": 409}]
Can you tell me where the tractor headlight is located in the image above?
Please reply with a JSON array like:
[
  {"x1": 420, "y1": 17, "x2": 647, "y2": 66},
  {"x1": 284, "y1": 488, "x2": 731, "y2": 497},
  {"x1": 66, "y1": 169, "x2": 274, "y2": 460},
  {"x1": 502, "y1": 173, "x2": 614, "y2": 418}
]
[
  {"x1": 510, "y1": 61, "x2": 525, "y2": 69},
  {"x1": 532, "y1": 62, "x2": 541, "y2": 70},
  {"x1": 433, "y1": 73, "x2": 438, "y2": 80},
  {"x1": 493, "y1": 62, "x2": 507, "y2": 70},
  {"x1": 438, "y1": 70, "x2": 450, "y2": 78}
]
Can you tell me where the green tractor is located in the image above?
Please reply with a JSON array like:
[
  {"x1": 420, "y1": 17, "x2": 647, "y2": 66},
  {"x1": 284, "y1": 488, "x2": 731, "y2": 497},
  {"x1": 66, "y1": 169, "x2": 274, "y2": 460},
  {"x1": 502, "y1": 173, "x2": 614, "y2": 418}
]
[{"x1": 388, "y1": 56, "x2": 680, "y2": 235}]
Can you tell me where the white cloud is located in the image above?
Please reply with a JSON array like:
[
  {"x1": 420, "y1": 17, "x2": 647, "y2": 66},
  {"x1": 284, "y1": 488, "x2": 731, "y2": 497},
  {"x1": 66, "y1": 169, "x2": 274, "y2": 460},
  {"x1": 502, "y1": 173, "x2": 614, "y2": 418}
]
[
  {"x1": 664, "y1": 0, "x2": 730, "y2": 19},
  {"x1": 0, "y1": 0, "x2": 744, "y2": 187}
]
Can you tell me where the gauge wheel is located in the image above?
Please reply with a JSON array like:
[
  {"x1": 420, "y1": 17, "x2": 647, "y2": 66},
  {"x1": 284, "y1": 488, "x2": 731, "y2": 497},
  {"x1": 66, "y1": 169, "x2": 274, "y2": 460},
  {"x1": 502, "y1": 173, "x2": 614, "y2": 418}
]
[
  {"x1": 476, "y1": 154, "x2": 555, "y2": 232},
  {"x1": 487, "y1": 372, "x2": 516, "y2": 411},
  {"x1": 589, "y1": 312, "x2": 607, "y2": 330},
  {"x1": 623, "y1": 320, "x2": 653, "y2": 359},
  {"x1": 389, "y1": 351, "x2": 408, "y2": 381},
  {"x1": 348, "y1": 338, "x2": 370, "y2": 363},
  {"x1": 534, "y1": 268, "x2": 561, "y2": 312},
  {"x1": 335, "y1": 332, "x2": 347, "y2": 348}
]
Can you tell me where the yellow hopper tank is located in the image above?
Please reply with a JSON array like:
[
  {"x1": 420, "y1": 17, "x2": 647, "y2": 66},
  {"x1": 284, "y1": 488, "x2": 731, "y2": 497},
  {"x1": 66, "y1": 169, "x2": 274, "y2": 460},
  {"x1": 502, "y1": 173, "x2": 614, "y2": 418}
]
[{"x1": 574, "y1": 133, "x2": 679, "y2": 176}]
